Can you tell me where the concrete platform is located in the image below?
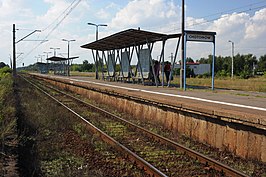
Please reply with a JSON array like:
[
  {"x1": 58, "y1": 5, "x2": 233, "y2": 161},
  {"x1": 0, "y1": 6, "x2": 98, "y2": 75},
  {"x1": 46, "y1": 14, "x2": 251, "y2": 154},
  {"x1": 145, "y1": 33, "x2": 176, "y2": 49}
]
[
  {"x1": 30, "y1": 73, "x2": 266, "y2": 162},
  {"x1": 36, "y1": 74, "x2": 266, "y2": 129}
]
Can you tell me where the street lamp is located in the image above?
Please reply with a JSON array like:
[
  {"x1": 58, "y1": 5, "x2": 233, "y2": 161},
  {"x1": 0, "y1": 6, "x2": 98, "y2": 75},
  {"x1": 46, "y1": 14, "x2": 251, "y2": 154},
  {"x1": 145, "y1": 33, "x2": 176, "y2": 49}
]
[
  {"x1": 62, "y1": 39, "x2": 75, "y2": 76},
  {"x1": 228, "y1": 40, "x2": 234, "y2": 79},
  {"x1": 38, "y1": 54, "x2": 45, "y2": 63},
  {"x1": 50, "y1": 47, "x2": 60, "y2": 56},
  {"x1": 87, "y1": 22, "x2": 107, "y2": 41},
  {"x1": 35, "y1": 56, "x2": 40, "y2": 63},
  {"x1": 87, "y1": 22, "x2": 107, "y2": 79},
  {"x1": 43, "y1": 51, "x2": 52, "y2": 63}
]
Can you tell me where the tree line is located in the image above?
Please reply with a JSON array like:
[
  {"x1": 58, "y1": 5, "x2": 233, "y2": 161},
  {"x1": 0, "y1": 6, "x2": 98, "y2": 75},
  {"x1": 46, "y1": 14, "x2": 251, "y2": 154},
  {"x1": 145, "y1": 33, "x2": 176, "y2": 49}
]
[
  {"x1": 196, "y1": 54, "x2": 266, "y2": 78},
  {"x1": 72, "y1": 53, "x2": 265, "y2": 79},
  {"x1": 6, "y1": 53, "x2": 266, "y2": 79}
]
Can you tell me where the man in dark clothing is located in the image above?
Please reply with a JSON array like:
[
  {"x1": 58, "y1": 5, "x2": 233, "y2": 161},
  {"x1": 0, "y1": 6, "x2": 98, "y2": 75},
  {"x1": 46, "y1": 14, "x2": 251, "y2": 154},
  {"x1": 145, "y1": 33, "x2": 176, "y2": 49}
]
[
  {"x1": 154, "y1": 60, "x2": 161, "y2": 84},
  {"x1": 164, "y1": 61, "x2": 171, "y2": 83}
]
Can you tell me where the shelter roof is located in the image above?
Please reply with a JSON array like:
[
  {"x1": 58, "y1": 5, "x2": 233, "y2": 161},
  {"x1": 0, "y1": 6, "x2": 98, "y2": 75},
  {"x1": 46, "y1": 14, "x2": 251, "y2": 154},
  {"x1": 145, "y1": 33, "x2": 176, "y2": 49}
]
[
  {"x1": 47, "y1": 56, "x2": 67, "y2": 61},
  {"x1": 81, "y1": 28, "x2": 181, "y2": 51},
  {"x1": 46, "y1": 56, "x2": 79, "y2": 61}
]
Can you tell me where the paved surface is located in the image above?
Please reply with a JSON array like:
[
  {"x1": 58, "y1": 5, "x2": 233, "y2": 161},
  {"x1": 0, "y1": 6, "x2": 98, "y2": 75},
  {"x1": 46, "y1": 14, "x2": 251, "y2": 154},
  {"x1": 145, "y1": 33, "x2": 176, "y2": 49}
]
[{"x1": 36, "y1": 74, "x2": 266, "y2": 127}]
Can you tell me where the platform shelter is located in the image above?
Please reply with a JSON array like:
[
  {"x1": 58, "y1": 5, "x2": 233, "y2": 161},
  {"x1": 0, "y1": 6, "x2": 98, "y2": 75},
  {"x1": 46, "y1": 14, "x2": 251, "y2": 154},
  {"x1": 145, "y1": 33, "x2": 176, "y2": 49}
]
[
  {"x1": 81, "y1": 28, "x2": 181, "y2": 87},
  {"x1": 47, "y1": 56, "x2": 78, "y2": 76},
  {"x1": 36, "y1": 62, "x2": 48, "y2": 74},
  {"x1": 81, "y1": 28, "x2": 216, "y2": 89}
]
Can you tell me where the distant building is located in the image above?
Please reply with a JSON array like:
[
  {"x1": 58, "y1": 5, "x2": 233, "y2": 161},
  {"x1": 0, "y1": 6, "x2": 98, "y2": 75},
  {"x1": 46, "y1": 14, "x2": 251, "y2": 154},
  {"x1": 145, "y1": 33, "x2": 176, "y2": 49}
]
[{"x1": 174, "y1": 62, "x2": 210, "y2": 75}]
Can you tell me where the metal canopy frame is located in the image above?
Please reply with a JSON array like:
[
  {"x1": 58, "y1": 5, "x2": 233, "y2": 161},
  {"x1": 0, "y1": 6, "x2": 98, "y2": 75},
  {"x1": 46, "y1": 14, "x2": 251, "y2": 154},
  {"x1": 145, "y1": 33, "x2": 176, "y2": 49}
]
[
  {"x1": 183, "y1": 30, "x2": 216, "y2": 90},
  {"x1": 47, "y1": 56, "x2": 78, "y2": 76},
  {"x1": 81, "y1": 28, "x2": 181, "y2": 86}
]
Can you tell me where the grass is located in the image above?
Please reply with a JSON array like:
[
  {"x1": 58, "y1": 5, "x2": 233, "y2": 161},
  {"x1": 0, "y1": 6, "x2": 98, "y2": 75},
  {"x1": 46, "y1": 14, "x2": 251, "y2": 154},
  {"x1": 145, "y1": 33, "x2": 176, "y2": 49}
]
[
  {"x1": 0, "y1": 68, "x2": 15, "y2": 141},
  {"x1": 69, "y1": 71, "x2": 266, "y2": 92},
  {"x1": 70, "y1": 71, "x2": 95, "y2": 77},
  {"x1": 0, "y1": 68, "x2": 17, "y2": 176},
  {"x1": 185, "y1": 76, "x2": 266, "y2": 92}
]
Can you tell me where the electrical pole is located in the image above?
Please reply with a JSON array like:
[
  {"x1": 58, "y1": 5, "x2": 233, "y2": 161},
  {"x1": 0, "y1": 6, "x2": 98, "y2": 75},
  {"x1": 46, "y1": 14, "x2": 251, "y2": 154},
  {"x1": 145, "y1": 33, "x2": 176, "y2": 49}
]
[
  {"x1": 12, "y1": 24, "x2": 41, "y2": 76},
  {"x1": 180, "y1": 0, "x2": 185, "y2": 89},
  {"x1": 13, "y1": 24, "x2": 16, "y2": 76}
]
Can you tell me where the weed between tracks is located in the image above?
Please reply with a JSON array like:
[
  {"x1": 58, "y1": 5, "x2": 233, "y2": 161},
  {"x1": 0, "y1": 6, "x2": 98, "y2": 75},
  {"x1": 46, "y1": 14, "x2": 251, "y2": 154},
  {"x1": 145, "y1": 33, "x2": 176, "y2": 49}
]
[
  {"x1": 24, "y1": 76, "x2": 266, "y2": 176},
  {"x1": 16, "y1": 76, "x2": 149, "y2": 176},
  {"x1": 80, "y1": 97, "x2": 266, "y2": 177}
]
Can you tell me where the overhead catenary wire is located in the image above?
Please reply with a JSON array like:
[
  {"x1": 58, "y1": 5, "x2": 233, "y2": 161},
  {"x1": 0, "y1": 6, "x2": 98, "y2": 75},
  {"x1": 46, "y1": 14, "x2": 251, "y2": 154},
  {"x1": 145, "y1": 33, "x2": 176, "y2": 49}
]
[
  {"x1": 143, "y1": 1, "x2": 266, "y2": 33},
  {"x1": 20, "y1": 0, "x2": 266, "y2": 64},
  {"x1": 21, "y1": 0, "x2": 82, "y2": 61}
]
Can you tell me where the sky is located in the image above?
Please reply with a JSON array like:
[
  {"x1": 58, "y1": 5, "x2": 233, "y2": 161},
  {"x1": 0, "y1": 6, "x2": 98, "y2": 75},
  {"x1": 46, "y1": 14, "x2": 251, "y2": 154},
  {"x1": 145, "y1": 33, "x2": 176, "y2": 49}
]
[{"x1": 0, "y1": 0, "x2": 266, "y2": 67}]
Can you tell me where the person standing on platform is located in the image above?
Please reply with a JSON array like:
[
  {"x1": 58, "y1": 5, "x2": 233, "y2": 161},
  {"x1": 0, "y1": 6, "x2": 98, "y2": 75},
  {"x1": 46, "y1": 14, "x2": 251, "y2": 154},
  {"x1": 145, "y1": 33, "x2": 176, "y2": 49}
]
[
  {"x1": 154, "y1": 60, "x2": 161, "y2": 84},
  {"x1": 164, "y1": 61, "x2": 171, "y2": 84}
]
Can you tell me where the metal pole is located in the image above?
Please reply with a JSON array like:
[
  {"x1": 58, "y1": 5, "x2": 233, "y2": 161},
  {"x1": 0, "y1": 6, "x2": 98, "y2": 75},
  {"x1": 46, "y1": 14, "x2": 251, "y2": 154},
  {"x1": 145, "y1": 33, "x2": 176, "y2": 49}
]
[
  {"x1": 67, "y1": 42, "x2": 70, "y2": 76},
  {"x1": 184, "y1": 33, "x2": 187, "y2": 90},
  {"x1": 13, "y1": 24, "x2": 16, "y2": 76},
  {"x1": 228, "y1": 40, "x2": 234, "y2": 79},
  {"x1": 96, "y1": 26, "x2": 99, "y2": 78},
  {"x1": 232, "y1": 42, "x2": 234, "y2": 79},
  {"x1": 87, "y1": 23, "x2": 107, "y2": 79},
  {"x1": 212, "y1": 41, "x2": 216, "y2": 90},
  {"x1": 180, "y1": 0, "x2": 185, "y2": 89},
  {"x1": 96, "y1": 25, "x2": 99, "y2": 41}
]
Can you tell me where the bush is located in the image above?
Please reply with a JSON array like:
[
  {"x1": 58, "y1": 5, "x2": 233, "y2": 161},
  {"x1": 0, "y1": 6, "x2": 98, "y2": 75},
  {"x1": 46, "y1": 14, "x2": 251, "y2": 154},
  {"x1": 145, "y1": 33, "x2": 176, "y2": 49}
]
[
  {"x1": 0, "y1": 66, "x2": 12, "y2": 79},
  {"x1": 0, "y1": 71, "x2": 15, "y2": 143}
]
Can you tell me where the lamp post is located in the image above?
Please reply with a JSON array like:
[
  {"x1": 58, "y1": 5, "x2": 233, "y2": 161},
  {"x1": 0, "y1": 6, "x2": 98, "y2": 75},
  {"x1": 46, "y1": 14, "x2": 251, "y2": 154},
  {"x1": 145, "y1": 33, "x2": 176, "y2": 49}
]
[
  {"x1": 43, "y1": 51, "x2": 52, "y2": 59},
  {"x1": 87, "y1": 22, "x2": 107, "y2": 79},
  {"x1": 50, "y1": 47, "x2": 60, "y2": 56},
  {"x1": 228, "y1": 40, "x2": 234, "y2": 79},
  {"x1": 87, "y1": 22, "x2": 107, "y2": 41},
  {"x1": 62, "y1": 39, "x2": 75, "y2": 76},
  {"x1": 35, "y1": 56, "x2": 40, "y2": 63},
  {"x1": 38, "y1": 54, "x2": 45, "y2": 63},
  {"x1": 43, "y1": 51, "x2": 52, "y2": 63}
]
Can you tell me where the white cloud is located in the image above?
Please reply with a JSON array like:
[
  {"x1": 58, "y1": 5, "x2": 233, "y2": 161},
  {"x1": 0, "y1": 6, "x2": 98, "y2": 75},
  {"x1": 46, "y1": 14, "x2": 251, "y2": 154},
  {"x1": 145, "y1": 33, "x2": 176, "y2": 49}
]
[
  {"x1": 245, "y1": 8, "x2": 266, "y2": 39},
  {"x1": 109, "y1": 0, "x2": 180, "y2": 31},
  {"x1": 0, "y1": 0, "x2": 266, "y2": 66}
]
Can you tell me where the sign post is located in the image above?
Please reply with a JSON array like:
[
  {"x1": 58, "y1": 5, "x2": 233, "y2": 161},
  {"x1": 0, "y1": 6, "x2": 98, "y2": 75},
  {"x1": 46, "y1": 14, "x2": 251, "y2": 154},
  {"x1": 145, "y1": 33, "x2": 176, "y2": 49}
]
[{"x1": 183, "y1": 30, "x2": 216, "y2": 90}]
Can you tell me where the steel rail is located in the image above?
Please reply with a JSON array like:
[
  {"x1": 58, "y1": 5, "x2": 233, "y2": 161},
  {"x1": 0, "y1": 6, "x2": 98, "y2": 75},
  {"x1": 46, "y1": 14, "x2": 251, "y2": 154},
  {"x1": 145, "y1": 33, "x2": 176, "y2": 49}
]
[
  {"x1": 24, "y1": 75, "x2": 249, "y2": 177},
  {"x1": 20, "y1": 75, "x2": 167, "y2": 177}
]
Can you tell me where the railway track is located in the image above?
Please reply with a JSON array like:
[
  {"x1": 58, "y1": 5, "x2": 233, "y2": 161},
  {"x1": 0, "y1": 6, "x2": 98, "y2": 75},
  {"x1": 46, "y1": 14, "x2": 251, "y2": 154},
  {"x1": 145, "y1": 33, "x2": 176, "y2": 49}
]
[{"x1": 22, "y1": 75, "x2": 249, "y2": 177}]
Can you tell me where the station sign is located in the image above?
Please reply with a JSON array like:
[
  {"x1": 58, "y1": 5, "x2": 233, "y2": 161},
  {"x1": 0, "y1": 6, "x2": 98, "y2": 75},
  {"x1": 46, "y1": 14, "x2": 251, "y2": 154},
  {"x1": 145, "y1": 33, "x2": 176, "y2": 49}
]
[{"x1": 186, "y1": 33, "x2": 214, "y2": 42}]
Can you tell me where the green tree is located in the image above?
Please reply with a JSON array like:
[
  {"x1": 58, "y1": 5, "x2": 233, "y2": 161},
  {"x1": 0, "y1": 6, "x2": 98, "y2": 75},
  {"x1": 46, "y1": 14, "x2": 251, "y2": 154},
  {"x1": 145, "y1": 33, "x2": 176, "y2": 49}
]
[
  {"x1": 0, "y1": 62, "x2": 7, "y2": 69},
  {"x1": 186, "y1": 57, "x2": 194, "y2": 63},
  {"x1": 81, "y1": 60, "x2": 94, "y2": 72},
  {"x1": 257, "y1": 55, "x2": 266, "y2": 72}
]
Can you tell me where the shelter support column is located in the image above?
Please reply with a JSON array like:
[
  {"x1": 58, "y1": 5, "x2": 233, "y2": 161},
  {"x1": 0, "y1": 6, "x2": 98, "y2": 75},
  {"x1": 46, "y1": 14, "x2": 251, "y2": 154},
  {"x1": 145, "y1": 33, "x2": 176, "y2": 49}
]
[
  {"x1": 183, "y1": 33, "x2": 187, "y2": 90},
  {"x1": 161, "y1": 40, "x2": 166, "y2": 87},
  {"x1": 91, "y1": 50, "x2": 98, "y2": 79},
  {"x1": 169, "y1": 37, "x2": 181, "y2": 87},
  {"x1": 212, "y1": 41, "x2": 216, "y2": 90},
  {"x1": 134, "y1": 44, "x2": 144, "y2": 84},
  {"x1": 146, "y1": 41, "x2": 158, "y2": 87}
]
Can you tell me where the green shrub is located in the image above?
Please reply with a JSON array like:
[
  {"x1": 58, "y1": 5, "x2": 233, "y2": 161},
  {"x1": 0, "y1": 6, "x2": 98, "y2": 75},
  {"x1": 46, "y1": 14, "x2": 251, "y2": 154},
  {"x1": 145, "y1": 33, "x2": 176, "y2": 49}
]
[
  {"x1": 0, "y1": 71, "x2": 15, "y2": 144},
  {"x1": 0, "y1": 66, "x2": 12, "y2": 79}
]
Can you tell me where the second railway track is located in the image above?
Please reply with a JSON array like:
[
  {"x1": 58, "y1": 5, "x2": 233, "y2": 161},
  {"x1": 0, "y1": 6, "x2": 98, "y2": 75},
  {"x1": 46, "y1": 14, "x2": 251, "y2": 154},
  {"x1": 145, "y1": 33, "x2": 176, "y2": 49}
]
[{"x1": 22, "y1": 74, "x2": 249, "y2": 177}]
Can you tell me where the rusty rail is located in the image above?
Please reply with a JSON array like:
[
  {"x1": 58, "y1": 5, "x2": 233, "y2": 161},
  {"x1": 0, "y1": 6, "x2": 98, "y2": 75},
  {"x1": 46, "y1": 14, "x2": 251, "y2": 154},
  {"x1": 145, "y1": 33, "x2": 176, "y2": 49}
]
[
  {"x1": 22, "y1": 75, "x2": 249, "y2": 177},
  {"x1": 21, "y1": 75, "x2": 167, "y2": 177}
]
